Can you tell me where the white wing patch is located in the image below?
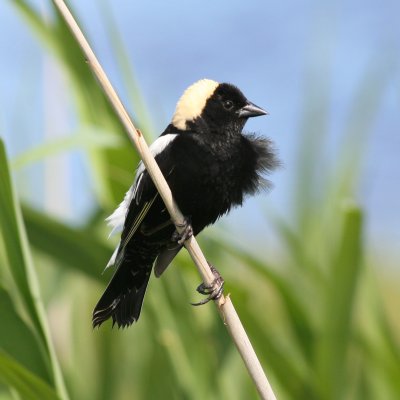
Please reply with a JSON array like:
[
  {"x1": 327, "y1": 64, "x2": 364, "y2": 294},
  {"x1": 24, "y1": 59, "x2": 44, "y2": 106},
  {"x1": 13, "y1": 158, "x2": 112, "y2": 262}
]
[
  {"x1": 133, "y1": 133, "x2": 178, "y2": 193},
  {"x1": 105, "y1": 244, "x2": 119, "y2": 269},
  {"x1": 172, "y1": 79, "x2": 219, "y2": 130},
  {"x1": 105, "y1": 134, "x2": 178, "y2": 238},
  {"x1": 106, "y1": 186, "x2": 134, "y2": 237}
]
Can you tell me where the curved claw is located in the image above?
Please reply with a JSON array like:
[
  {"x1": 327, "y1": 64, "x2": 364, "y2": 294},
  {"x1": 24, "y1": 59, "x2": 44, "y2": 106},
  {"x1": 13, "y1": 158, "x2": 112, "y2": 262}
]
[
  {"x1": 172, "y1": 217, "x2": 193, "y2": 245},
  {"x1": 191, "y1": 297, "x2": 214, "y2": 307},
  {"x1": 191, "y1": 264, "x2": 224, "y2": 306},
  {"x1": 191, "y1": 284, "x2": 224, "y2": 306}
]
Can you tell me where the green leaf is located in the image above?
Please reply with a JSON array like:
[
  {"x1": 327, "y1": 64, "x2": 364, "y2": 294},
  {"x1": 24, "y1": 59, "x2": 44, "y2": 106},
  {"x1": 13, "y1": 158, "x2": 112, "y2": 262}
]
[
  {"x1": 22, "y1": 206, "x2": 110, "y2": 283},
  {"x1": 0, "y1": 140, "x2": 68, "y2": 400},
  {"x1": 0, "y1": 139, "x2": 46, "y2": 344},
  {"x1": 0, "y1": 350, "x2": 59, "y2": 400},
  {"x1": 98, "y1": 0, "x2": 155, "y2": 136},
  {"x1": 12, "y1": 0, "x2": 138, "y2": 207},
  {"x1": 216, "y1": 239, "x2": 315, "y2": 360},
  {"x1": 11, "y1": 128, "x2": 124, "y2": 170},
  {"x1": 8, "y1": 2, "x2": 400, "y2": 400},
  {"x1": 10, "y1": 0, "x2": 57, "y2": 51},
  {"x1": 316, "y1": 203, "x2": 364, "y2": 399},
  {"x1": 0, "y1": 288, "x2": 50, "y2": 384}
]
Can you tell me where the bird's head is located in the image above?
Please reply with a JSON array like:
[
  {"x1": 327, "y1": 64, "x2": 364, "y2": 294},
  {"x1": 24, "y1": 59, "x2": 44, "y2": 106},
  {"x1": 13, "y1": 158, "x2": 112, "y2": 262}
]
[{"x1": 171, "y1": 79, "x2": 267, "y2": 134}]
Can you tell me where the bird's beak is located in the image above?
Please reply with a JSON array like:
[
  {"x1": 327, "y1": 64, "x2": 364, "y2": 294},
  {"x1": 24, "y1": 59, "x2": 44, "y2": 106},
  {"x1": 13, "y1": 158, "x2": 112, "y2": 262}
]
[{"x1": 237, "y1": 102, "x2": 269, "y2": 118}]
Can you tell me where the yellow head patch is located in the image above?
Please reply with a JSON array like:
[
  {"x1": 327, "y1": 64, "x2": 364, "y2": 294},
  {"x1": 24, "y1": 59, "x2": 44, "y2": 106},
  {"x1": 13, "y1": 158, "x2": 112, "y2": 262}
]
[{"x1": 172, "y1": 79, "x2": 219, "y2": 130}]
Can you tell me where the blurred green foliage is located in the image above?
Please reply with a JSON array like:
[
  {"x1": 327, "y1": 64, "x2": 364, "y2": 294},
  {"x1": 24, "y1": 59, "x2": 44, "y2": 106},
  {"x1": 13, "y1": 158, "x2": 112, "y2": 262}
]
[{"x1": 0, "y1": 1, "x2": 399, "y2": 399}]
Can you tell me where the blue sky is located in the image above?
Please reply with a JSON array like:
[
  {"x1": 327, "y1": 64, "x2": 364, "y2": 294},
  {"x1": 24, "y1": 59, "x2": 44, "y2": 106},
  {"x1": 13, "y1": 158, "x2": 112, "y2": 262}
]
[{"x1": 1, "y1": 0, "x2": 399, "y2": 263}]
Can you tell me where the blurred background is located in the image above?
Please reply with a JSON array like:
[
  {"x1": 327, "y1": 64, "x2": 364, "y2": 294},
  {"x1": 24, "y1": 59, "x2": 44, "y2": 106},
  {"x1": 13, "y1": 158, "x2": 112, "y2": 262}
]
[{"x1": 0, "y1": 0, "x2": 399, "y2": 399}]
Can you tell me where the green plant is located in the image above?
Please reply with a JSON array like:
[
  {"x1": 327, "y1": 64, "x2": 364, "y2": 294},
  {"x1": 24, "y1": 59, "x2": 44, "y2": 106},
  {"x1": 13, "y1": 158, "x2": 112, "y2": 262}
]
[{"x1": 1, "y1": 1, "x2": 399, "y2": 399}]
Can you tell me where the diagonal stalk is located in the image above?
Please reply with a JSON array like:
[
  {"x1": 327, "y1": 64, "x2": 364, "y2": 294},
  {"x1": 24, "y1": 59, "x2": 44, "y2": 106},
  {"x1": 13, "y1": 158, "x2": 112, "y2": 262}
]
[{"x1": 51, "y1": 1, "x2": 277, "y2": 398}]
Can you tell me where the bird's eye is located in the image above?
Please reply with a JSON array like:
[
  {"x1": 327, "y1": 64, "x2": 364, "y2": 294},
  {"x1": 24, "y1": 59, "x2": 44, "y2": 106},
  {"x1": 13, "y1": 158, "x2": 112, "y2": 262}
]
[{"x1": 223, "y1": 100, "x2": 234, "y2": 110}]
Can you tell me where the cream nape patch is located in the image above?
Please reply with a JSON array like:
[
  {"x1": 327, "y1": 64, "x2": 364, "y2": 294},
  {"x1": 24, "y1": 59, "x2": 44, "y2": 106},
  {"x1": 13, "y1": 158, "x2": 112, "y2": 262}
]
[{"x1": 172, "y1": 79, "x2": 219, "y2": 130}]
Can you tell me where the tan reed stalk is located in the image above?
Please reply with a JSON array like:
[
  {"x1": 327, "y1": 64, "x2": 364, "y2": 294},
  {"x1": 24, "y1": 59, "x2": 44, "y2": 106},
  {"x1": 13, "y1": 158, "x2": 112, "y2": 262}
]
[{"x1": 51, "y1": 1, "x2": 277, "y2": 398}]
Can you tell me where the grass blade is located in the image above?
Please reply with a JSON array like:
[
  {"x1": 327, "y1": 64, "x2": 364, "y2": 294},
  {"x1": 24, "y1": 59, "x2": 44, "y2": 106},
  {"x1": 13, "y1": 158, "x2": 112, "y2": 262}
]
[
  {"x1": 316, "y1": 203, "x2": 363, "y2": 399},
  {"x1": 0, "y1": 139, "x2": 68, "y2": 400},
  {"x1": 0, "y1": 350, "x2": 59, "y2": 400},
  {"x1": 22, "y1": 205, "x2": 110, "y2": 283},
  {"x1": 11, "y1": 128, "x2": 123, "y2": 170},
  {"x1": 0, "y1": 287, "x2": 50, "y2": 384}
]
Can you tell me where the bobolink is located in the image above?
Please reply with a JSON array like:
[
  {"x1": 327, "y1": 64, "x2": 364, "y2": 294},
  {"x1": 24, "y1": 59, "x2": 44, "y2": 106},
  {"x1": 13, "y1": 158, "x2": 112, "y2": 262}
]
[{"x1": 93, "y1": 79, "x2": 279, "y2": 328}]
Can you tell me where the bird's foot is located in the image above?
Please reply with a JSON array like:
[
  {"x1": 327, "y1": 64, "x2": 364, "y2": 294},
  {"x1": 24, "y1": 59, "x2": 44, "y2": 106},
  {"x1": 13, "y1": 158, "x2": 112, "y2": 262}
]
[
  {"x1": 191, "y1": 264, "x2": 224, "y2": 306},
  {"x1": 171, "y1": 217, "x2": 193, "y2": 245}
]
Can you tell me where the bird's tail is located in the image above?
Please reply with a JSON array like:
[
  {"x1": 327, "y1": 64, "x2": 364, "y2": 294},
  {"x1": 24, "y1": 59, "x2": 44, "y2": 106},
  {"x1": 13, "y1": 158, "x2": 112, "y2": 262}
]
[{"x1": 92, "y1": 257, "x2": 153, "y2": 328}]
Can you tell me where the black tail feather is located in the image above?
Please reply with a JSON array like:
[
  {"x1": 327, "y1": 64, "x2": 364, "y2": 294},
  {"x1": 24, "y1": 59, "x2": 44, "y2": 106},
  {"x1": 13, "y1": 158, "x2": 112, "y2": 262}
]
[{"x1": 92, "y1": 262, "x2": 152, "y2": 328}]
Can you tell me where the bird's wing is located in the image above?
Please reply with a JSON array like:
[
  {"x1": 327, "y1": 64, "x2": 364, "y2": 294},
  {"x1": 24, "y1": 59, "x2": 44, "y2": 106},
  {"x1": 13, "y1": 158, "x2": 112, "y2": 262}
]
[
  {"x1": 106, "y1": 133, "x2": 178, "y2": 237},
  {"x1": 119, "y1": 191, "x2": 159, "y2": 250},
  {"x1": 104, "y1": 175, "x2": 159, "y2": 270},
  {"x1": 105, "y1": 133, "x2": 179, "y2": 269}
]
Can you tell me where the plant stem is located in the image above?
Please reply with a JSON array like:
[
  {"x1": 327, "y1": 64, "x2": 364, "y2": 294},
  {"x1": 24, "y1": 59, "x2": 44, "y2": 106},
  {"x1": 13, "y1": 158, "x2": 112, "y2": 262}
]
[{"x1": 51, "y1": 0, "x2": 277, "y2": 398}]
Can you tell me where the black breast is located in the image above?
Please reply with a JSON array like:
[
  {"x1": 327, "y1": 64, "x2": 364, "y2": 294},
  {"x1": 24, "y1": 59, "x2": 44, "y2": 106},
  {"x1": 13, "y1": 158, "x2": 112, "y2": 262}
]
[{"x1": 162, "y1": 133, "x2": 277, "y2": 234}]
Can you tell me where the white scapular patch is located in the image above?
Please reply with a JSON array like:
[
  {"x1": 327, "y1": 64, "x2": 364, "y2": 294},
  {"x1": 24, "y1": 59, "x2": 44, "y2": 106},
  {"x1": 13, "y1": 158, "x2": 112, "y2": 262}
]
[
  {"x1": 106, "y1": 186, "x2": 134, "y2": 237},
  {"x1": 105, "y1": 133, "x2": 178, "y2": 237},
  {"x1": 172, "y1": 79, "x2": 219, "y2": 130},
  {"x1": 134, "y1": 134, "x2": 178, "y2": 182},
  {"x1": 105, "y1": 244, "x2": 119, "y2": 269}
]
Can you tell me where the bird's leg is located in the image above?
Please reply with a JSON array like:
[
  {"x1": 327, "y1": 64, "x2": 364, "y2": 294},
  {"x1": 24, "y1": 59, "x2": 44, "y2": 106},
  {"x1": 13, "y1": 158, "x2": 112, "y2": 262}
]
[
  {"x1": 191, "y1": 264, "x2": 224, "y2": 306},
  {"x1": 171, "y1": 217, "x2": 193, "y2": 245}
]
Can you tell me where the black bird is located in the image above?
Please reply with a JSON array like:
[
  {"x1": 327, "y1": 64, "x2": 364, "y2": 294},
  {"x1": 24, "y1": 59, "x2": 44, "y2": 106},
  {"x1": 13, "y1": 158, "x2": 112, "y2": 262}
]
[{"x1": 93, "y1": 79, "x2": 279, "y2": 328}]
